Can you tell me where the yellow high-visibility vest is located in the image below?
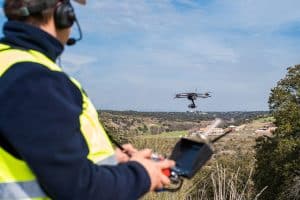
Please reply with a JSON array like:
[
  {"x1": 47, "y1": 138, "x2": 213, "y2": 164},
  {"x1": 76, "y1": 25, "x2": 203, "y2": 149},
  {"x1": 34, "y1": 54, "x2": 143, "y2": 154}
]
[{"x1": 0, "y1": 43, "x2": 115, "y2": 199}]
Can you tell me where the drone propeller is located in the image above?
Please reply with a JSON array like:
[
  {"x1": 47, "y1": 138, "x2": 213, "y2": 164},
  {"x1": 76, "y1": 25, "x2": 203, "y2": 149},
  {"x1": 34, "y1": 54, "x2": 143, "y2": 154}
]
[{"x1": 175, "y1": 90, "x2": 212, "y2": 109}]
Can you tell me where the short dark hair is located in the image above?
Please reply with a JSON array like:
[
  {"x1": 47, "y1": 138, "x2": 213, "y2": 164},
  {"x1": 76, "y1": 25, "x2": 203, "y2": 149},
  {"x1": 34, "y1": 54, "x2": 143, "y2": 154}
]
[{"x1": 3, "y1": 0, "x2": 57, "y2": 25}]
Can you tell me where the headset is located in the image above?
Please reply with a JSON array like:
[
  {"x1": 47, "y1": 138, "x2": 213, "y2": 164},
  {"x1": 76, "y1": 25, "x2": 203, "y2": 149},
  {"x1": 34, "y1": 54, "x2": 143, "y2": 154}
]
[
  {"x1": 6, "y1": 0, "x2": 82, "y2": 45},
  {"x1": 54, "y1": 0, "x2": 75, "y2": 29},
  {"x1": 54, "y1": 0, "x2": 82, "y2": 45}
]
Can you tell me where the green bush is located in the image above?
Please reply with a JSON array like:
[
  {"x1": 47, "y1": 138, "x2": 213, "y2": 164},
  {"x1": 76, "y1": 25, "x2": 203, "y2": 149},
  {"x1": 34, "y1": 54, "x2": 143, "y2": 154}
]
[{"x1": 254, "y1": 65, "x2": 300, "y2": 200}]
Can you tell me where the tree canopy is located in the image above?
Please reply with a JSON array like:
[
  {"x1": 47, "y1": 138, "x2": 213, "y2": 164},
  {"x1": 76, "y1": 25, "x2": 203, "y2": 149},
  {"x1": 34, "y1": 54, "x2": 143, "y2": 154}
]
[{"x1": 254, "y1": 65, "x2": 300, "y2": 200}]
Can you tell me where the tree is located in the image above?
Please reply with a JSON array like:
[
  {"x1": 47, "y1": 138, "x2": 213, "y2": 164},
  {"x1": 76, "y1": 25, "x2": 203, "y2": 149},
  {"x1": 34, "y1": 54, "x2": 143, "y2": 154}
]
[{"x1": 254, "y1": 65, "x2": 300, "y2": 200}]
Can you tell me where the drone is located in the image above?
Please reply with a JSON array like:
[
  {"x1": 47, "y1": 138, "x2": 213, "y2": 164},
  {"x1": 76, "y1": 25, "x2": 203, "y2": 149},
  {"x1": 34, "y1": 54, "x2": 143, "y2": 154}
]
[{"x1": 175, "y1": 91, "x2": 211, "y2": 109}]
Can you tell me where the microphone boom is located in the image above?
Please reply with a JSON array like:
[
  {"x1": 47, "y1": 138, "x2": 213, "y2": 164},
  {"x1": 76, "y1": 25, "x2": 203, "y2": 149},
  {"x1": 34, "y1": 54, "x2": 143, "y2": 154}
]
[{"x1": 67, "y1": 18, "x2": 82, "y2": 46}]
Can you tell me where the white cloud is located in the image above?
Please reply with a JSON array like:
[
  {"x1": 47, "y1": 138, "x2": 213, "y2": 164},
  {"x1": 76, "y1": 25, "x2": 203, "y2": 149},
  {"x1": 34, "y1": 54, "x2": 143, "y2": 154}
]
[
  {"x1": 61, "y1": 53, "x2": 97, "y2": 73},
  {"x1": 205, "y1": 0, "x2": 300, "y2": 32}
]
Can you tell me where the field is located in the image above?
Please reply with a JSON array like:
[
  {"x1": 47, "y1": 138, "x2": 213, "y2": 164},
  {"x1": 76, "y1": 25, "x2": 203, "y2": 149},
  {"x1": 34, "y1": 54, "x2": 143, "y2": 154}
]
[{"x1": 99, "y1": 111, "x2": 273, "y2": 200}]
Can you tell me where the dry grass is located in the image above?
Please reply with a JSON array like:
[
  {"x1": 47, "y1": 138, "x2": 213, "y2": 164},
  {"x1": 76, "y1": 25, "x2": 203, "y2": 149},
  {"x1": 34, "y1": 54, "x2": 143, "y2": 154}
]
[
  {"x1": 184, "y1": 164, "x2": 267, "y2": 200},
  {"x1": 126, "y1": 120, "x2": 270, "y2": 200},
  {"x1": 140, "y1": 163, "x2": 267, "y2": 200},
  {"x1": 130, "y1": 135, "x2": 262, "y2": 200}
]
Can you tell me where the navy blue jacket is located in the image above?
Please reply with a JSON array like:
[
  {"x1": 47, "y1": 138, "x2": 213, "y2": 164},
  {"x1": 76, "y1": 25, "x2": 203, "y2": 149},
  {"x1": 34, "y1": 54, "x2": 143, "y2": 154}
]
[{"x1": 0, "y1": 21, "x2": 150, "y2": 200}]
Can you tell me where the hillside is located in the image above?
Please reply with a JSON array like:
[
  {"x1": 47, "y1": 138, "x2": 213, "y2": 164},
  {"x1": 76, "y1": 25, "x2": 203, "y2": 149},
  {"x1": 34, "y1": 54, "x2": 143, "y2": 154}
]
[
  {"x1": 98, "y1": 110, "x2": 269, "y2": 139},
  {"x1": 97, "y1": 110, "x2": 275, "y2": 199}
]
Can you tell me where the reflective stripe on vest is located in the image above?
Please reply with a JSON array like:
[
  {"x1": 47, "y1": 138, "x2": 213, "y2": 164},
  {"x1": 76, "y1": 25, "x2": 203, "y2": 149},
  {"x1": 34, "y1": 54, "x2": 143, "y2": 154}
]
[
  {"x1": 0, "y1": 181, "x2": 47, "y2": 200},
  {"x1": 0, "y1": 145, "x2": 49, "y2": 200},
  {"x1": 0, "y1": 44, "x2": 116, "y2": 199}
]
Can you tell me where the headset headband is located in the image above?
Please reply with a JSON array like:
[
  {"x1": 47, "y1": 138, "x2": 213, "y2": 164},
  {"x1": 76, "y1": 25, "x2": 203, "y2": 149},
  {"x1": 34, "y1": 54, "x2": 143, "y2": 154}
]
[
  {"x1": 8, "y1": 0, "x2": 85, "y2": 17},
  {"x1": 10, "y1": 0, "x2": 57, "y2": 17},
  {"x1": 73, "y1": 0, "x2": 86, "y2": 5}
]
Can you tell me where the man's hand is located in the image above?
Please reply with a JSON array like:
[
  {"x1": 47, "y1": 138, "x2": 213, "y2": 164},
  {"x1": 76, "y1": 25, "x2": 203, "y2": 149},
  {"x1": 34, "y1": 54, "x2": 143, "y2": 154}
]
[
  {"x1": 115, "y1": 144, "x2": 137, "y2": 163},
  {"x1": 130, "y1": 149, "x2": 175, "y2": 191}
]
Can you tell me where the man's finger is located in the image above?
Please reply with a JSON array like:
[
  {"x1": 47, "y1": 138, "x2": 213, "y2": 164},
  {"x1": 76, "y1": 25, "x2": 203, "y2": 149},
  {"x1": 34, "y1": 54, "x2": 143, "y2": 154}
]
[
  {"x1": 122, "y1": 144, "x2": 138, "y2": 154},
  {"x1": 157, "y1": 159, "x2": 175, "y2": 169},
  {"x1": 160, "y1": 173, "x2": 171, "y2": 185},
  {"x1": 133, "y1": 149, "x2": 152, "y2": 159}
]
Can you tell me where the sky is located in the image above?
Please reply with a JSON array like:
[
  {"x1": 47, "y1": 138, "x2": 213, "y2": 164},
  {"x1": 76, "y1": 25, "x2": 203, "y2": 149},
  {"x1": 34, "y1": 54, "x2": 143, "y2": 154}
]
[{"x1": 1, "y1": 0, "x2": 300, "y2": 112}]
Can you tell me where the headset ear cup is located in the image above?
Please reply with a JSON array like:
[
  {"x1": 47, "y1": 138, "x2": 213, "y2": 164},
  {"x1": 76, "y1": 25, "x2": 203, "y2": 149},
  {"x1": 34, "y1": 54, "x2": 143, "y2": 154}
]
[{"x1": 54, "y1": 2, "x2": 76, "y2": 29}]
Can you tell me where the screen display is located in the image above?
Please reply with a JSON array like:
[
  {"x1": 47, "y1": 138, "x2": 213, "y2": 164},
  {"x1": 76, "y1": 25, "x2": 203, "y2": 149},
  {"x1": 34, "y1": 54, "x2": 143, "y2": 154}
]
[
  {"x1": 176, "y1": 144, "x2": 202, "y2": 170},
  {"x1": 170, "y1": 139, "x2": 205, "y2": 176}
]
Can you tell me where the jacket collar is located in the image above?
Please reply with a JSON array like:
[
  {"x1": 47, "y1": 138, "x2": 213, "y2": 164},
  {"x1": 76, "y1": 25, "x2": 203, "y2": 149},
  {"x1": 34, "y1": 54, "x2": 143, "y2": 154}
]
[{"x1": 1, "y1": 21, "x2": 64, "y2": 61}]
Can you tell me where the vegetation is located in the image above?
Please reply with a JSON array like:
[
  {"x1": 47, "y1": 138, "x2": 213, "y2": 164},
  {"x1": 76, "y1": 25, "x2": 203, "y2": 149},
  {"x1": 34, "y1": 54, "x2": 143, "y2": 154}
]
[
  {"x1": 254, "y1": 65, "x2": 300, "y2": 200},
  {"x1": 99, "y1": 110, "x2": 269, "y2": 143},
  {"x1": 186, "y1": 164, "x2": 267, "y2": 200},
  {"x1": 100, "y1": 110, "x2": 268, "y2": 125},
  {"x1": 138, "y1": 131, "x2": 188, "y2": 139},
  {"x1": 99, "y1": 109, "x2": 271, "y2": 199},
  {"x1": 126, "y1": 132, "x2": 258, "y2": 200}
]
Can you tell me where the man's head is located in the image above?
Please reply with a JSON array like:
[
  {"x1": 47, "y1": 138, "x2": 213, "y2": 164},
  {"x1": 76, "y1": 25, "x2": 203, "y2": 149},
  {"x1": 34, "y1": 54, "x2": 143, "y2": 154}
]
[{"x1": 3, "y1": 0, "x2": 85, "y2": 44}]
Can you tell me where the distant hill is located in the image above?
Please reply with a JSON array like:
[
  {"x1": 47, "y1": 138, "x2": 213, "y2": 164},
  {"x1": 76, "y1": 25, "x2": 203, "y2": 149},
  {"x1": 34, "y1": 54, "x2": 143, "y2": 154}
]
[
  {"x1": 98, "y1": 110, "x2": 270, "y2": 141},
  {"x1": 99, "y1": 110, "x2": 269, "y2": 124}
]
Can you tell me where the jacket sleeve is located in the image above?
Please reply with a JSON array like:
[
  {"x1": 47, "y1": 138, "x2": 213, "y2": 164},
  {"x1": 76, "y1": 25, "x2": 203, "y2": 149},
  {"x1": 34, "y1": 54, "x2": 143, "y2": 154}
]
[{"x1": 0, "y1": 63, "x2": 150, "y2": 200}]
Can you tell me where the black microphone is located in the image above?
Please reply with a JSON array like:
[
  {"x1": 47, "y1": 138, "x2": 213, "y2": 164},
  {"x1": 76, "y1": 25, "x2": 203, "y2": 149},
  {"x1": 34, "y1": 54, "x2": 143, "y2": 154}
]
[{"x1": 66, "y1": 18, "x2": 82, "y2": 46}]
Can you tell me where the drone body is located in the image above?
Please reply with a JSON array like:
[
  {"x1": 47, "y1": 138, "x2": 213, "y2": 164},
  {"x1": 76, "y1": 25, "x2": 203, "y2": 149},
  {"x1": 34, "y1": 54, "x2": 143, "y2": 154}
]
[{"x1": 175, "y1": 92, "x2": 211, "y2": 109}]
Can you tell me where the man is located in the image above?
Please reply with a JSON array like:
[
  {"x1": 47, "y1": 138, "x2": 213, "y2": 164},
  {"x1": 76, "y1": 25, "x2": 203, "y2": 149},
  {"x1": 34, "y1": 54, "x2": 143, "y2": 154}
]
[{"x1": 0, "y1": 0, "x2": 175, "y2": 199}]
